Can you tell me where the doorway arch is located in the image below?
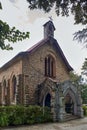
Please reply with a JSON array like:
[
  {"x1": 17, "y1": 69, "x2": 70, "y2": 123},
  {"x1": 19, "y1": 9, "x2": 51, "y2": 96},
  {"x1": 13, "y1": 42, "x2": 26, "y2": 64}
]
[
  {"x1": 64, "y1": 89, "x2": 77, "y2": 115},
  {"x1": 65, "y1": 93, "x2": 74, "y2": 114},
  {"x1": 44, "y1": 93, "x2": 51, "y2": 108}
]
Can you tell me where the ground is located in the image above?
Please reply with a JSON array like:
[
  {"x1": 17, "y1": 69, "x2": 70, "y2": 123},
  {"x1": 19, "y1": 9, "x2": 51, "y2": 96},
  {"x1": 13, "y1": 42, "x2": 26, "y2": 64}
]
[{"x1": 1, "y1": 117, "x2": 87, "y2": 130}]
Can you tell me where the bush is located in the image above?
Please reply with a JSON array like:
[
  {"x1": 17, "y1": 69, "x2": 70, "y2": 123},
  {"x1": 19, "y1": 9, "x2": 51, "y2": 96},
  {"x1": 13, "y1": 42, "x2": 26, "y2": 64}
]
[
  {"x1": 82, "y1": 105, "x2": 87, "y2": 116},
  {"x1": 0, "y1": 111, "x2": 9, "y2": 127},
  {"x1": 0, "y1": 105, "x2": 52, "y2": 127}
]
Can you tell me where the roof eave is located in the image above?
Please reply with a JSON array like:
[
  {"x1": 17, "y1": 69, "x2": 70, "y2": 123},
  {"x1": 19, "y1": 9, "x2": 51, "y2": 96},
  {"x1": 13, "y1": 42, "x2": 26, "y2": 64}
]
[{"x1": 0, "y1": 52, "x2": 27, "y2": 72}]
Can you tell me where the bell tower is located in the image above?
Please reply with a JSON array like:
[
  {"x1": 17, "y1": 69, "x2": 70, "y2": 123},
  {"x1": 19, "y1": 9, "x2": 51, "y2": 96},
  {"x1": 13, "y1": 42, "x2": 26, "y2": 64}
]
[{"x1": 43, "y1": 20, "x2": 56, "y2": 39}]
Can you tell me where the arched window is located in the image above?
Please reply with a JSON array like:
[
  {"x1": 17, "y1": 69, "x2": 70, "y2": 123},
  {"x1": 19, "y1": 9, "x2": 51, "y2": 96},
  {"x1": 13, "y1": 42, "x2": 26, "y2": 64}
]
[
  {"x1": 12, "y1": 75, "x2": 16, "y2": 102},
  {"x1": 3, "y1": 80, "x2": 7, "y2": 104},
  {"x1": 45, "y1": 55, "x2": 56, "y2": 77},
  {"x1": 3, "y1": 80, "x2": 7, "y2": 96}
]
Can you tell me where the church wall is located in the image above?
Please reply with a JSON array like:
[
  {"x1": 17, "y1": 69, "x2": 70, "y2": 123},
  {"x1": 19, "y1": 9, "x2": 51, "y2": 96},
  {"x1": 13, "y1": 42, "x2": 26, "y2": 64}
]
[
  {"x1": 22, "y1": 42, "x2": 70, "y2": 105},
  {"x1": 0, "y1": 41, "x2": 70, "y2": 106},
  {"x1": 0, "y1": 60, "x2": 22, "y2": 105},
  {"x1": 0, "y1": 60, "x2": 22, "y2": 81}
]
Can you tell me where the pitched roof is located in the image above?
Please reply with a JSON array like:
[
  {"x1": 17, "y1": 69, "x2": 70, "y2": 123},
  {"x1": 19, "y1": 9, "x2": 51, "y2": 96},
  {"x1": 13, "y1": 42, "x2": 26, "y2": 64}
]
[{"x1": 0, "y1": 37, "x2": 73, "y2": 72}]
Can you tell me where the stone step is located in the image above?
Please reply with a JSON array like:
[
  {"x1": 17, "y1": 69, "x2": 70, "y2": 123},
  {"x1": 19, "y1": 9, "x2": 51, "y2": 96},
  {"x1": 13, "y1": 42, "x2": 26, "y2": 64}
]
[{"x1": 63, "y1": 113, "x2": 79, "y2": 121}]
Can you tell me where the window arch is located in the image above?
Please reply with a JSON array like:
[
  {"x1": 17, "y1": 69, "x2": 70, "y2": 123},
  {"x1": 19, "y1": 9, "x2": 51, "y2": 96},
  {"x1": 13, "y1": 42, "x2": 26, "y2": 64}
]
[
  {"x1": 45, "y1": 55, "x2": 56, "y2": 78},
  {"x1": 3, "y1": 80, "x2": 6, "y2": 95},
  {"x1": 3, "y1": 79, "x2": 7, "y2": 104},
  {"x1": 12, "y1": 75, "x2": 17, "y2": 102}
]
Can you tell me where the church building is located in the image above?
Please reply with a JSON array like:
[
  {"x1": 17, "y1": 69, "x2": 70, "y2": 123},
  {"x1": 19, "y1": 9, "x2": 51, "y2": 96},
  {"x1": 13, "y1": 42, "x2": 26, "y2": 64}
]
[{"x1": 0, "y1": 20, "x2": 83, "y2": 121}]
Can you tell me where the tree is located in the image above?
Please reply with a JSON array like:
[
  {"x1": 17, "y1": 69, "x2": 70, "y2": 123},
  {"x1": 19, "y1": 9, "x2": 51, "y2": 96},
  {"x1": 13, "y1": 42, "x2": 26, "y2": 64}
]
[
  {"x1": 0, "y1": 2, "x2": 29, "y2": 50},
  {"x1": 70, "y1": 72, "x2": 82, "y2": 85},
  {"x1": 27, "y1": 0, "x2": 87, "y2": 46},
  {"x1": 81, "y1": 58, "x2": 87, "y2": 76},
  {"x1": 81, "y1": 84, "x2": 87, "y2": 104},
  {"x1": 0, "y1": 2, "x2": 2, "y2": 9},
  {"x1": 81, "y1": 59, "x2": 87, "y2": 104},
  {"x1": 70, "y1": 72, "x2": 87, "y2": 104}
]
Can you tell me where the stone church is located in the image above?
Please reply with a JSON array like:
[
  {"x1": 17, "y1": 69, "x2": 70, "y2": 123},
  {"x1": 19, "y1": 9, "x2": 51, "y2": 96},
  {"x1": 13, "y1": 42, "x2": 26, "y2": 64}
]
[{"x1": 0, "y1": 20, "x2": 83, "y2": 121}]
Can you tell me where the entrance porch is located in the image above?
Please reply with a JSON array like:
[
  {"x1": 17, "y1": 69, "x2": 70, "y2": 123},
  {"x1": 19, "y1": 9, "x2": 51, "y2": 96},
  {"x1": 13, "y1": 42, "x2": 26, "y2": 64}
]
[{"x1": 38, "y1": 79, "x2": 83, "y2": 122}]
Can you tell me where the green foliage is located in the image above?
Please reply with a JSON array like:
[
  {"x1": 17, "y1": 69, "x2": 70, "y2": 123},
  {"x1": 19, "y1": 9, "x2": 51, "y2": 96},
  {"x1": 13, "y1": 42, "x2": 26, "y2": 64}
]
[
  {"x1": 70, "y1": 72, "x2": 82, "y2": 85},
  {"x1": 69, "y1": 72, "x2": 87, "y2": 104},
  {"x1": 0, "y1": 105, "x2": 52, "y2": 127},
  {"x1": 0, "y1": 20, "x2": 29, "y2": 50},
  {"x1": 70, "y1": 72, "x2": 87, "y2": 104},
  {"x1": 0, "y1": 2, "x2": 2, "y2": 9},
  {"x1": 27, "y1": 0, "x2": 87, "y2": 45},
  {"x1": 27, "y1": 0, "x2": 87, "y2": 25},
  {"x1": 81, "y1": 84, "x2": 87, "y2": 104},
  {"x1": 80, "y1": 59, "x2": 87, "y2": 104},
  {"x1": 74, "y1": 28, "x2": 87, "y2": 45},
  {"x1": 0, "y1": 109, "x2": 9, "y2": 127},
  {"x1": 81, "y1": 58, "x2": 87, "y2": 76},
  {"x1": 0, "y1": 2, "x2": 29, "y2": 50},
  {"x1": 82, "y1": 105, "x2": 87, "y2": 116}
]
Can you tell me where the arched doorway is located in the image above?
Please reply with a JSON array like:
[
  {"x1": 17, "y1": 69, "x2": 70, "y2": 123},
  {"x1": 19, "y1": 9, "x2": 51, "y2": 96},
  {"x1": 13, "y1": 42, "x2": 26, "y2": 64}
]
[
  {"x1": 65, "y1": 93, "x2": 74, "y2": 114},
  {"x1": 45, "y1": 93, "x2": 51, "y2": 108}
]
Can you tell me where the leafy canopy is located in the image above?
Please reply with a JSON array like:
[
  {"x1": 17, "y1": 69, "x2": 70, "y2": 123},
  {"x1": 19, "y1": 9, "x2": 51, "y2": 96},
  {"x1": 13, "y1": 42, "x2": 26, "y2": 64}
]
[
  {"x1": 81, "y1": 58, "x2": 87, "y2": 76},
  {"x1": 27, "y1": 0, "x2": 87, "y2": 25},
  {"x1": 0, "y1": 0, "x2": 87, "y2": 49},
  {"x1": 0, "y1": 2, "x2": 29, "y2": 50},
  {"x1": 70, "y1": 72, "x2": 82, "y2": 85},
  {"x1": 70, "y1": 71, "x2": 87, "y2": 104},
  {"x1": 27, "y1": 0, "x2": 87, "y2": 46},
  {"x1": 81, "y1": 59, "x2": 87, "y2": 104}
]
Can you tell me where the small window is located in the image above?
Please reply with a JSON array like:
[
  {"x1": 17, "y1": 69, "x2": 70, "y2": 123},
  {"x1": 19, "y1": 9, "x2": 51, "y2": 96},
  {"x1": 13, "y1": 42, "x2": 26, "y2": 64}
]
[
  {"x1": 45, "y1": 55, "x2": 56, "y2": 78},
  {"x1": 3, "y1": 80, "x2": 7, "y2": 103},
  {"x1": 3, "y1": 80, "x2": 7, "y2": 96},
  {"x1": 12, "y1": 75, "x2": 16, "y2": 102}
]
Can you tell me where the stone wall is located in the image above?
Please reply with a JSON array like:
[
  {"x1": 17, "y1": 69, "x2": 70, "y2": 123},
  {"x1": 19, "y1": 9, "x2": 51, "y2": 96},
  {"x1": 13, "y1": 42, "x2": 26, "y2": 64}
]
[
  {"x1": 22, "y1": 41, "x2": 70, "y2": 105},
  {"x1": 0, "y1": 60, "x2": 22, "y2": 82},
  {"x1": 0, "y1": 59, "x2": 22, "y2": 105},
  {"x1": 0, "y1": 40, "x2": 71, "y2": 106}
]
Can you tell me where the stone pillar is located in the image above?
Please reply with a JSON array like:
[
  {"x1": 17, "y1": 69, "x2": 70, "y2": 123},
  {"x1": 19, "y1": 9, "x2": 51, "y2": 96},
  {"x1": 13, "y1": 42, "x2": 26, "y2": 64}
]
[
  {"x1": 77, "y1": 105, "x2": 83, "y2": 118},
  {"x1": 77, "y1": 90, "x2": 83, "y2": 117},
  {"x1": 51, "y1": 90, "x2": 57, "y2": 121},
  {"x1": 23, "y1": 75, "x2": 30, "y2": 106},
  {"x1": 55, "y1": 83, "x2": 65, "y2": 122},
  {"x1": 16, "y1": 74, "x2": 24, "y2": 105},
  {"x1": 58, "y1": 96, "x2": 65, "y2": 122},
  {"x1": 14, "y1": 75, "x2": 19, "y2": 105}
]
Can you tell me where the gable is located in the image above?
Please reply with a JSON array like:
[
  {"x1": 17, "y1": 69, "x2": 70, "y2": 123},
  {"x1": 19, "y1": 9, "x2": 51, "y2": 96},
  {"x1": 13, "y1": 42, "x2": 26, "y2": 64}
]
[
  {"x1": 0, "y1": 37, "x2": 73, "y2": 72},
  {"x1": 26, "y1": 37, "x2": 73, "y2": 72}
]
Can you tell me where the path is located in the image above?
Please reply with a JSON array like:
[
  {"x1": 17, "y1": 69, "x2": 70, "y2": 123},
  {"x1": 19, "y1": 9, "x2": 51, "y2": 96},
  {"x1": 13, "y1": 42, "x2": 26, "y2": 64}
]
[{"x1": 1, "y1": 117, "x2": 87, "y2": 130}]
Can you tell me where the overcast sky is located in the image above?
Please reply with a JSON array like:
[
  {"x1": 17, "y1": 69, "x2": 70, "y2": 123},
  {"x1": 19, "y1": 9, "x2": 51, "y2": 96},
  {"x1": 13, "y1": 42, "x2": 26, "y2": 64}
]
[{"x1": 0, "y1": 0, "x2": 87, "y2": 74}]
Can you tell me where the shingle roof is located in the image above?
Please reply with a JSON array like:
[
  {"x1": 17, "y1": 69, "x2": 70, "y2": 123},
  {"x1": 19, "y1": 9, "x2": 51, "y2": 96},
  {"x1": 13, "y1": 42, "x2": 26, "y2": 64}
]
[{"x1": 0, "y1": 37, "x2": 73, "y2": 72}]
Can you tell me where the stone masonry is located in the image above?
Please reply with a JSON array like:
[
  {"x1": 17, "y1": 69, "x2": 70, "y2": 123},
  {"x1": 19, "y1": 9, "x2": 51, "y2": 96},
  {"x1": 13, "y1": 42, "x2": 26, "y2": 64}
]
[{"x1": 0, "y1": 20, "x2": 83, "y2": 121}]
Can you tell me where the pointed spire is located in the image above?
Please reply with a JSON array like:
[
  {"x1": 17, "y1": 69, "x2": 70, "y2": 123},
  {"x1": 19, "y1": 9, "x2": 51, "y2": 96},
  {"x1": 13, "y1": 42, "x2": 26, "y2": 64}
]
[{"x1": 43, "y1": 20, "x2": 56, "y2": 39}]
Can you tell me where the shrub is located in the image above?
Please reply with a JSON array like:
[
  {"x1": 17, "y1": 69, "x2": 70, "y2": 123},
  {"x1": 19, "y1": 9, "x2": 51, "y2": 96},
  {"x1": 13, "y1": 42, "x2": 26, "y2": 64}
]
[
  {"x1": 82, "y1": 105, "x2": 87, "y2": 116},
  {"x1": 0, "y1": 105, "x2": 52, "y2": 127},
  {"x1": 0, "y1": 107, "x2": 9, "y2": 126}
]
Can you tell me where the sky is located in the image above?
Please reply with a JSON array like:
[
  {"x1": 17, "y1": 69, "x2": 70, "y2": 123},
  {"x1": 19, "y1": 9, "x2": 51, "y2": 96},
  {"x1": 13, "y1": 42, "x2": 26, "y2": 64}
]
[{"x1": 0, "y1": 0, "x2": 87, "y2": 74}]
